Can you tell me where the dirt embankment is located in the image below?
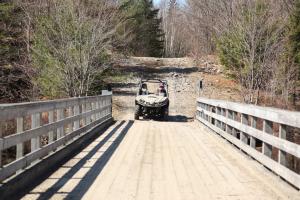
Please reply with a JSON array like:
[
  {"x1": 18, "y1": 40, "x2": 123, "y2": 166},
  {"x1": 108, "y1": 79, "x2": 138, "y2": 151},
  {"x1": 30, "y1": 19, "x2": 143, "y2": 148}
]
[{"x1": 109, "y1": 56, "x2": 242, "y2": 120}]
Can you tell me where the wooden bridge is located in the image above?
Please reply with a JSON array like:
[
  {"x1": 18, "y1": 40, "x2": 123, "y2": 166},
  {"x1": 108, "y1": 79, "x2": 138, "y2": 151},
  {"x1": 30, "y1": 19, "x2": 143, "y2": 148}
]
[{"x1": 0, "y1": 93, "x2": 299, "y2": 199}]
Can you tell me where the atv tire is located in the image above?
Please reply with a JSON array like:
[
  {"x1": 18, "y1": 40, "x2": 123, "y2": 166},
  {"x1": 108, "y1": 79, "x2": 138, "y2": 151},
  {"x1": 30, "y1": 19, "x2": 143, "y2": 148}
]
[
  {"x1": 134, "y1": 105, "x2": 141, "y2": 120},
  {"x1": 164, "y1": 107, "x2": 169, "y2": 120},
  {"x1": 160, "y1": 106, "x2": 169, "y2": 121}
]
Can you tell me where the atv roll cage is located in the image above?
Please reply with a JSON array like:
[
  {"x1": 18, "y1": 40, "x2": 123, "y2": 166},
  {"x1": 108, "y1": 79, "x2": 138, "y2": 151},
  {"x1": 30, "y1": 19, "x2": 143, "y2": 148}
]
[{"x1": 138, "y1": 79, "x2": 169, "y2": 97}]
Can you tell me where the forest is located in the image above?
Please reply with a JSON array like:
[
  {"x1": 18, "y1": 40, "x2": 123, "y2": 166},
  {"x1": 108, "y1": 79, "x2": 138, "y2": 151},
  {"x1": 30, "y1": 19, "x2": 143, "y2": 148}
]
[
  {"x1": 159, "y1": 0, "x2": 300, "y2": 108},
  {"x1": 0, "y1": 0, "x2": 164, "y2": 101},
  {"x1": 0, "y1": 0, "x2": 299, "y2": 109}
]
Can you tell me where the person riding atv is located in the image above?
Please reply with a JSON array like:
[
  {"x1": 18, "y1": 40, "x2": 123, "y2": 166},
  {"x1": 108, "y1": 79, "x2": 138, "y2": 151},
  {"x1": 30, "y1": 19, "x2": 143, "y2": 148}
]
[
  {"x1": 157, "y1": 83, "x2": 167, "y2": 97},
  {"x1": 135, "y1": 79, "x2": 169, "y2": 120}
]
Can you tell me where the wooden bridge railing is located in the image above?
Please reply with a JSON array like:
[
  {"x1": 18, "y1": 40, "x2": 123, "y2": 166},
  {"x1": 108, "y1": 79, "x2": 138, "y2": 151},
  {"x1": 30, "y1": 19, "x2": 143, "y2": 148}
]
[
  {"x1": 0, "y1": 92, "x2": 112, "y2": 182},
  {"x1": 196, "y1": 97, "x2": 300, "y2": 189}
]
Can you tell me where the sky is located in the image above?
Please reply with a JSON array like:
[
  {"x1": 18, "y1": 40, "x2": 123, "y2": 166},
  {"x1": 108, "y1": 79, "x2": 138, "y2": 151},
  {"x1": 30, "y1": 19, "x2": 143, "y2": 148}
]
[
  {"x1": 153, "y1": 0, "x2": 161, "y2": 6},
  {"x1": 153, "y1": 0, "x2": 185, "y2": 6}
]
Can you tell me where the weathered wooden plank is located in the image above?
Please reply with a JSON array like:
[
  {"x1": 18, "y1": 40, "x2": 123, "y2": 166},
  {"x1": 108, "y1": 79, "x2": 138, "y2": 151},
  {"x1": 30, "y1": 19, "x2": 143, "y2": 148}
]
[
  {"x1": 73, "y1": 105, "x2": 80, "y2": 131},
  {"x1": 250, "y1": 116, "x2": 257, "y2": 148},
  {"x1": 240, "y1": 114, "x2": 248, "y2": 144},
  {"x1": 16, "y1": 117, "x2": 24, "y2": 159},
  {"x1": 263, "y1": 120, "x2": 273, "y2": 158},
  {"x1": 86, "y1": 102, "x2": 91, "y2": 125},
  {"x1": 56, "y1": 109, "x2": 64, "y2": 140},
  {"x1": 82, "y1": 103, "x2": 87, "y2": 126},
  {"x1": 279, "y1": 125, "x2": 287, "y2": 166},
  {"x1": 48, "y1": 111, "x2": 54, "y2": 143},
  {"x1": 31, "y1": 113, "x2": 40, "y2": 152}
]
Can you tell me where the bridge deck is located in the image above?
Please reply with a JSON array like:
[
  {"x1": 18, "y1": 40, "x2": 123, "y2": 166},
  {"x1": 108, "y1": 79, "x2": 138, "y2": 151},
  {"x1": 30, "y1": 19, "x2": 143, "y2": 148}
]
[{"x1": 22, "y1": 120, "x2": 299, "y2": 200}]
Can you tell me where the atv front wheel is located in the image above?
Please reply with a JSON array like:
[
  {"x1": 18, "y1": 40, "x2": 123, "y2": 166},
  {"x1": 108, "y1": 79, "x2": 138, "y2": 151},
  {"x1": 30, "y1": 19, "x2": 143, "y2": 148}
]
[
  {"x1": 163, "y1": 107, "x2": 169, "y2": 120},
  {"x1": 134, "y1": 105, "x2": 141, "y2": 120},
  {"x1": 160, "y1": 106, "x2": 169, "y2": 121}
]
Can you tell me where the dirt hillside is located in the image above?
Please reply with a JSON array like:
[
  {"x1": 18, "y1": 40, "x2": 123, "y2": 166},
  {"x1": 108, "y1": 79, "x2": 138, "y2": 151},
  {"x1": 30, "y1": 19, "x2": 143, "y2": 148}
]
[{"x1": 110, "y1": 57, "x2": 242, "y2": 120}]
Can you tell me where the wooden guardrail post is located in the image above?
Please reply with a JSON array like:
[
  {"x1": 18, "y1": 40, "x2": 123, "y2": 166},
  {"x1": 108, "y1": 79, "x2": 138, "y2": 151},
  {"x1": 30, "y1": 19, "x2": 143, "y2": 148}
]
[
  {"x1": 91, "y1": 102, "x2": 96, "y2": 122},
  {"x1": 81, "y1": 102, "x2": 86, "y2": 126},
  {"x1": 263, "y1": 120, "x2": 273, "y2": 158},
  {"x1": 209, "y1": 106, "x2": 213, "y2": 124},
  {"x1": 31, "y1": 113, "x2": 40, "y2": 151},
  {"x1": 0, "y1": 122, "x2": 2, "y2": 168},
  {"x1": 241, "y1": 114, "x2": 248, "y2": 144},
  {"x1": 86, "y1": 102, "x2": 91, "y2": 125},
  {"x1": 250, "y1": 116, "x2": 257, "y2": 148},
  {"x1": 279, "y1": 124, "x2": 287, "y2": 166},
  {"x1": 57, "y1": 109, "x2": 64, "y2": 139},
  {"x1": 226, "y1": 110, "x2": 232, "y2": 134},
  {"x1": 101, "y1": 98, "x2": 105, "y2": 118},
  {"x1": 216, "y1": 107, "x2": 221, "y2": 128},
  {"x1": 16, "y1": 117, "x2": 24, "y2": 159},
  {"x1": 48, "y1": 111, "x2": 54, "y2": 143},
  {"x1": 221, "y1": 108, "x2": 225, "y2": 131},
  {"x1": 232, "y1": 111, "x2": 237, "y2": 138},
  {"x1": 96, "y1": 100, "x2": 100, "y2": 120},
  {"x1": 73, "y1": 105, "x2": 80, "y2": 130},
  {"x1": 206, "y1": 105, "x2": 209, "y2": 121},
  {"x1": 68, "y1": 106, "x2": 73, "y2": 134}
]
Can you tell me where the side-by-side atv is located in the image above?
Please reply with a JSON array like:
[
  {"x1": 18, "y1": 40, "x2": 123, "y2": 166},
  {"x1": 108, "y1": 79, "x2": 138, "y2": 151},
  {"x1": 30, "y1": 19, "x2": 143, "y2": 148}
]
[{"x1": 134, "y1": 79, "x2": 169, "y2": 120}]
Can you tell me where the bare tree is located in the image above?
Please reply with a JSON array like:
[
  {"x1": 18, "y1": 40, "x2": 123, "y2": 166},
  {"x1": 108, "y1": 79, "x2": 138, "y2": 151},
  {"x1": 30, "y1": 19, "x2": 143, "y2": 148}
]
[
  {"x1": 159, "y1": 0, "x2": 189, "y2": 57},
  {"x1": 22, "y1": 0, "x2": 120, "y2": 97},
  {"x1": 159, "y1": 0, "x2": 297, "y2": 106}
]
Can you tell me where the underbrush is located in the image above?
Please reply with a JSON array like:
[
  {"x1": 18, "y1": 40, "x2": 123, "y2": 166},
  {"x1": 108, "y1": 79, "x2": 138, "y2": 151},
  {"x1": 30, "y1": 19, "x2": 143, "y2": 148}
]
[{"x1": 88, "y1": 67, "x2": 136, "y2": 96}]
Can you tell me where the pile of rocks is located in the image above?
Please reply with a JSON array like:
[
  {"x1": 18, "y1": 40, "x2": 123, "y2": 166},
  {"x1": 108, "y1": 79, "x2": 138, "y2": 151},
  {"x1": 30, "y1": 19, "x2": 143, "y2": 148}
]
[{"x1": 198, "y1": 61, "x2": 223, "y2": 74}]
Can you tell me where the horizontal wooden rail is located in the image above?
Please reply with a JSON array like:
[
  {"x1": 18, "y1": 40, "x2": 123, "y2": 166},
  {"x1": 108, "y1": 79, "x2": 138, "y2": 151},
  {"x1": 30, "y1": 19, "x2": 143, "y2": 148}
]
[
  {"x1": 0, "y1": 94, "x2": 111, "y2": 121},
  {"x1": 196, "y1": 97, "x2": 300, "y2": 189},
  {"x1": 0, "y1": 93, "x2": 112, "y2": 182},
  {"x1": 0, "y1": 105, "x2": 110, "y2": 151},
  {"x1": 198, "y1": 98, "x2": 300, "y2": 128}
]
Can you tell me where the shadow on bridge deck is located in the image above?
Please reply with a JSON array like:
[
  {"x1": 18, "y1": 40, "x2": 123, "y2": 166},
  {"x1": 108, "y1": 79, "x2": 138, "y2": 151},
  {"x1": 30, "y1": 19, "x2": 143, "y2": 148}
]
[
  {"x1": 139, "y1": 115, "x2": 194, "y2": 122},
  {"x1": 21, "y1": 120, "x2": 299, "y2": 200},
  {"x1": 20, "y1": 120, "x2": 133, "y2": 200}
]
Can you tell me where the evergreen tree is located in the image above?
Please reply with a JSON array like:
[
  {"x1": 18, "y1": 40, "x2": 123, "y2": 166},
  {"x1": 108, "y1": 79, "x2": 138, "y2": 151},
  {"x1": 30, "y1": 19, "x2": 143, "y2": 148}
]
[
  {"x1": 0, "y1": 1, "x2": 33, "y2": 103},
  {"x1": 287, "y1": 0, "x2": 300, "y2": 104},
  {"x1": 120, "y1": 0, "x2": 164, "y2": 57},
  {"x1": 288, "y1": 0, "x2": 300, "y2": 78}
]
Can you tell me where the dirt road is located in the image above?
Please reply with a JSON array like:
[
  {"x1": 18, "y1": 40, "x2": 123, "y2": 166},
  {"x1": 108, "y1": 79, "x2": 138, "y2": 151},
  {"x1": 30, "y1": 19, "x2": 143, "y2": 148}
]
[
  {"x1": 20, "y1": 57, "x2": 299, "y2": 199},
  {"x1": 112, "y1": 57, "x2": 241, "y2": 121},
  {"x1": 22, "y1": 120, "x2": 299, "y2": 200}
]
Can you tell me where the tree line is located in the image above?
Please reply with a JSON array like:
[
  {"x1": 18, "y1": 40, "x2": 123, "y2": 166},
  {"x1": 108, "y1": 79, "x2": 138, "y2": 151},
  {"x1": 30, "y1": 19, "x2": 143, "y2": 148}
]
[
  {"x1": 0, "y1": 0, "x2": 164, "y2": 101},
  {"x1": 159, "y1": 0, "x2": 299, "y2": 108},
  {"x1": 1, "y1": 0, "x2": 300, "y2": 109}
]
